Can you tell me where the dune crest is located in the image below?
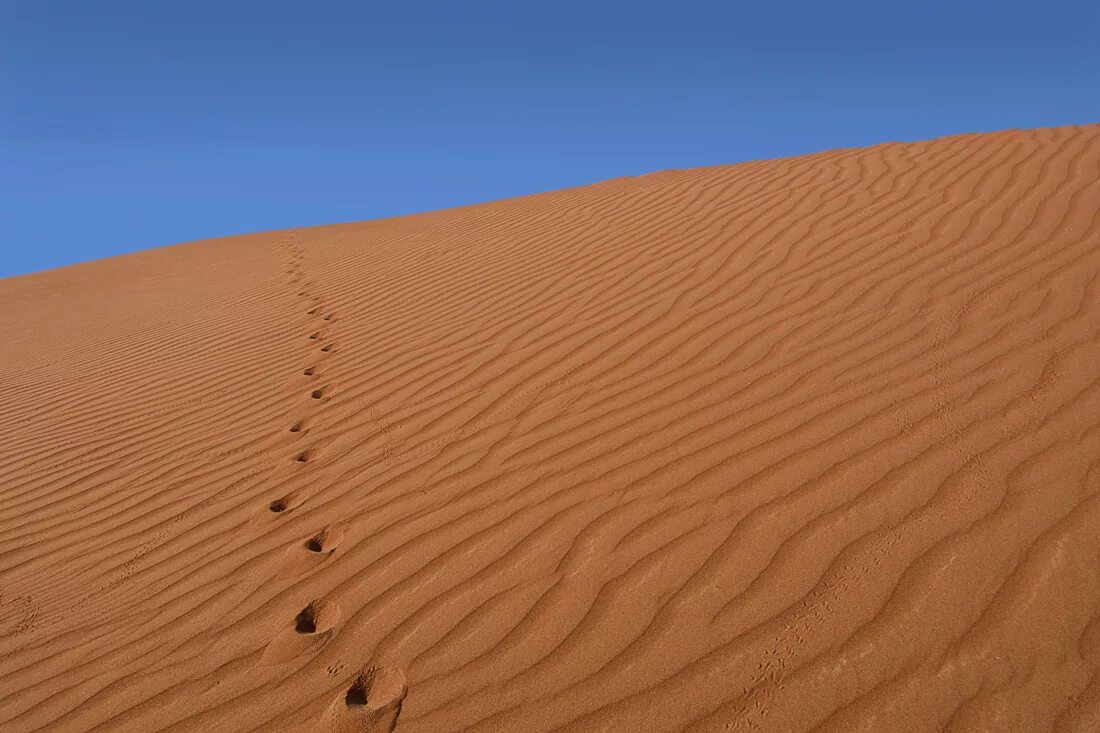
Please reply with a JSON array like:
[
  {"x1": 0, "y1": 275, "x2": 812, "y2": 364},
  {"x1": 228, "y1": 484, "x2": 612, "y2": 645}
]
[{"x1": 1, "y1": 125, "x2": 1099, "y2": 731}]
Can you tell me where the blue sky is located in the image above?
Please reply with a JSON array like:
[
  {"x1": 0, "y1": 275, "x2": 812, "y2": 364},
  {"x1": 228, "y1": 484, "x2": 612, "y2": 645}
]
[{"x1": 2, "y1": 1, "x2": 1097, "y2": 278}]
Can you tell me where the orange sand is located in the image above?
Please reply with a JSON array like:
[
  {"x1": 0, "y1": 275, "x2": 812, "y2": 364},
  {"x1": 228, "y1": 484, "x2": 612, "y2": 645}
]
[{"x1": 1, "y1": 125, "x2": 1099, "y2": 732}]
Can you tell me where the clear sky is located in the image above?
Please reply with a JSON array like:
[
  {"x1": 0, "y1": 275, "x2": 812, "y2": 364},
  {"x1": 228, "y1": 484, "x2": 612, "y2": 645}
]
[{"x1": 2, "y1": 1, "x2": 1097, "y2": 278}]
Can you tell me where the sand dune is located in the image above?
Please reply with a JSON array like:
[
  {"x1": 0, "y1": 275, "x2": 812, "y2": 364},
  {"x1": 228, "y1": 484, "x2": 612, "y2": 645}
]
[{"x1": 1, "y1": 124, "x2": 1099, "y2": 732}]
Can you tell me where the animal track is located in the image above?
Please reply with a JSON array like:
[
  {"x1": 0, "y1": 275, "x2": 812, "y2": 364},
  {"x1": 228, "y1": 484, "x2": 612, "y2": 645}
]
[
  {"x1": 310, "y1": 386, "x2": 332, "y2": 400},
  {"x1": 0, "y1": 593, "x2": 40, "y2": 636}
]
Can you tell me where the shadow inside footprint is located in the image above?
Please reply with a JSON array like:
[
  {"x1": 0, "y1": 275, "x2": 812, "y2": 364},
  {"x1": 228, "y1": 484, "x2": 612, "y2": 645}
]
[
  {"x1": 295, "y1": 608, "x2": 318, "y2": 634},
  {"x1": 261, "y1": 490, "x2": 306, "y2": 520},
  {"x1": 306, "y1": 525, "x2": 344, "y2": 554},
  {"x1": 297, "y1": 599, "x2": 340, "y2": 635}
]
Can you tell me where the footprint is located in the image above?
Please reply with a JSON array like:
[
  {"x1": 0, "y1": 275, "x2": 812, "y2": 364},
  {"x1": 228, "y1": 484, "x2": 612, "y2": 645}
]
[
  {"x1": 294, "y1": 599, "x2": 340, "y2": 635},
  {"x1": 320, "y1": 343, "x2": 337, "y2": 354},
  {"x1": 265, "y1": 490, "x2": 306, "y2": 517},
  {"x1": 323, "y1": 313, "x2": 336, "y2": 322},
  {"x1": 308, "y1": 331, "x2": 323, "y2": 340},
  {"x1": 305, "y1": 525, "x2": 344, "y2": 555},
  {"x1": 320, "y1": 666, "x2": 407, "y2": 733},
  {"x1": 294, "y1": 448, "x2": 318, "y2": 464},
  {"x1": 278, "y1": 525, "x2": 344, "y2": 578},
  {"x1": 310, "y1": 386, "x2": 332, "y2": 400},
  {"x1": 303, "y1": 366, "x2": 319, "y2": 377},
  {"x1": 259, "y1": 599, "x2": 341, "y2": 666},
  {"x1": 289, "y1": 418, "x2": 313, "y2": 434},
  {"x1": 0, "y1": 594, "x2": 39, "y2": 636}
]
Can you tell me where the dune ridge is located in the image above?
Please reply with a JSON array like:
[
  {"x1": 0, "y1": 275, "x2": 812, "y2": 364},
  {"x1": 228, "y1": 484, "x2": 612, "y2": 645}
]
[{"x1": 1, "y1": 124, "x2": 1099, "y2": 731}]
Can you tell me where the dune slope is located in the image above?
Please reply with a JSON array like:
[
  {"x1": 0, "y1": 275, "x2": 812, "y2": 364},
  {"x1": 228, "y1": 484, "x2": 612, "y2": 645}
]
[{"x1": 1, "y1": 125, "x2": 1099, "y2": 732}]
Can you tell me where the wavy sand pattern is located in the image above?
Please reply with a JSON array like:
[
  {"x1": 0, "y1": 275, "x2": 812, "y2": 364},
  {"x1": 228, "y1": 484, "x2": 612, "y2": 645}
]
[{"x1": 1, "y1": 125, "x2": 1099, "y2": 731}]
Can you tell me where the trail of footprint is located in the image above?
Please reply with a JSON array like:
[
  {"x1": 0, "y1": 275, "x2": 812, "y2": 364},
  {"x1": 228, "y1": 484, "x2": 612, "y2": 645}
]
[
  {"x1": 251, "y1": 233, "x2": 368, "y2": 721},
  {"x1": 278, "y1": 244, "x2": 412, "y2": 730},
  {"x1": 264, "y1": 232, "x2": 334, "y2": 519}
]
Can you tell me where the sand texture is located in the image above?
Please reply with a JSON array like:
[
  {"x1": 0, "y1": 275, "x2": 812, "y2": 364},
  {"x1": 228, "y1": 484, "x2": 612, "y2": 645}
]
[{"x1": 1, "y1": 125, "x2": 1099, "y2": 732}]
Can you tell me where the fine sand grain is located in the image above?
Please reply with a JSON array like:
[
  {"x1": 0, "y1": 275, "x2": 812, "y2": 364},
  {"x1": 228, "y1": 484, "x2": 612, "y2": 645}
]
[{"x1": 1, "y1": 125, "x2": 1099, "y2": 732}]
